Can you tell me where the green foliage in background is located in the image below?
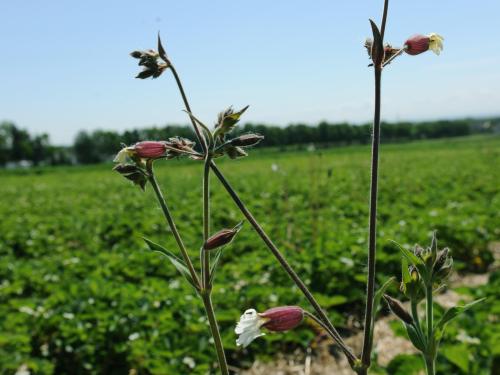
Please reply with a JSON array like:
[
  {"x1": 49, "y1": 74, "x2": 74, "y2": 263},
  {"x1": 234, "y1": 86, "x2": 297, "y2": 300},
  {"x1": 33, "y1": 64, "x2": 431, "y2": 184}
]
[{"x1": 0, "y1": 135, "x2": 498, "y2": 374}]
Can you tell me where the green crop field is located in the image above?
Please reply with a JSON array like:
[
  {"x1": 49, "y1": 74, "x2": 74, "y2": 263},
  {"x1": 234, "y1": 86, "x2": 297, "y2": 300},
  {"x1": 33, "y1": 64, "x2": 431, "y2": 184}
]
[{"x1": 1, "y1": 135, "x2": 499, "y2": 374}]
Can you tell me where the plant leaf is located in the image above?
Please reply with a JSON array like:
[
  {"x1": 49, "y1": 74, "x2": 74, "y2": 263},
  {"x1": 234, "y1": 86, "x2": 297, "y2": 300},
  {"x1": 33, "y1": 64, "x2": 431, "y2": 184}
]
[
  {"x1": 390, "y1": 240, "x2": 424, "y2": 265},
  {"x1": 435, "y1": 298, "x2": 485, "y2": 333},
  {"x1": 208, "y1": 248, "x2": 223, "y2": 286},
  {"x1": 401, "y1": 257, "x2": 411, "y2": 284},
  {"x1": 405, "y1": 323, "x2": 426, "y2": 352},
  {"x1": 368, "y1": 277, "x2": 396, "y2": 350},
  {"x1": 143, "y1": 237, "x2": 198, "y2": 290},
  {"x1": 368, "y1": 19, "x2": 383, "y2": 66},
  {"x1": 157, "y1": 33, "x2": 168, "y2": 63}
]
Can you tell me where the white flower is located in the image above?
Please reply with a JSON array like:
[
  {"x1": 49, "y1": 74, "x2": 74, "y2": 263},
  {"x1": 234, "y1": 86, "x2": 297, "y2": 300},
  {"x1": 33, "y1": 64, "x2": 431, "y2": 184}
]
[
  {"x1": 428, "y1": 33, "x2": 444, "y2": 55},
  {"x1": 235, "y1": 309, "x2": 267, "y2": 347},
  {"x1": 113, "y1": 146, "x2": 134, "y2": 163}
]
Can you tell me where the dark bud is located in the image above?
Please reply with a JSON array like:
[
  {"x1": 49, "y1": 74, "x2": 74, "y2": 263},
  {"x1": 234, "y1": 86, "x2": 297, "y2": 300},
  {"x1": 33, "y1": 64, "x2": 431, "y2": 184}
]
[
  {"x1": 433, "y1": 248, "x2": 449, "y2": 273},
  {"x1": 113, "y1": 164, "x2": 140, "y2": 174},
  {"x1": 225, "y1": 145, "x2": 248, "y2": 159},
  {"x1": 435, "y1": 256, "x2": 453, "y2": 280},
  {"x1": 384, "y1": 294, "x2": 414, "y2": 325},
  {"x1": 124, "y1": 171, "x2": 147, "y2": 191},
  {"x1": 130, "y1": 50, "x2": 143, "y2": 59},
  {"x1": 204, "y1": 222, "x2": 243, "y2": 251},
  {"x1": 230, "y1": 134, "x2": 264, "y2": 147},
  {"x1": 136, "y1": 68, "x2": 155, "y2": 79}
]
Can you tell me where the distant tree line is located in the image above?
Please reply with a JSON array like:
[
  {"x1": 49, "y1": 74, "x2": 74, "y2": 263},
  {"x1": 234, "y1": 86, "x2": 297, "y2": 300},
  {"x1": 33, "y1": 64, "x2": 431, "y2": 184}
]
[
  {"x1": 0, "y1": 118, "x2": 498, "y2": 167},
  {"x1": 0, "y1": 122, "x2": 72, "y2": 167}
]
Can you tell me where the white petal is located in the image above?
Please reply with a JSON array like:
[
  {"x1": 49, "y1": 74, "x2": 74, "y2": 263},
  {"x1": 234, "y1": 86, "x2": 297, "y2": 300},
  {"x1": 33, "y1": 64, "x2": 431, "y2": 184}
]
[
  {"x1": 113, "y1": 148, "x2": 130, "y2": 163},
  {"x1": 235, "y1": 308, "x2": 266, "y2": 347}
]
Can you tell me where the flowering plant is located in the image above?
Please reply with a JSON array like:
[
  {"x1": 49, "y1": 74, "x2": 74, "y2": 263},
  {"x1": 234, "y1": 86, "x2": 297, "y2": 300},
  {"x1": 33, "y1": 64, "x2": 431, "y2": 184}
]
[{"x1": 112, "y1": 1, "x2": 483, "y2": 374}]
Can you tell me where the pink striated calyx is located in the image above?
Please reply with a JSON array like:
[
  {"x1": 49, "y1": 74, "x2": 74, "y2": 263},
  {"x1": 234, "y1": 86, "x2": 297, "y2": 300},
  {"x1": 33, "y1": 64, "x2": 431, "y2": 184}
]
[
  {"x1": 404, "y1": 34, "x2": 430, "y2": 55},
  {"x1": 260, "y1": 306, "x2": 304, "y2": 332},
  {"x1": 134, "y1": 141, "x2": 167, "y2": 158}
]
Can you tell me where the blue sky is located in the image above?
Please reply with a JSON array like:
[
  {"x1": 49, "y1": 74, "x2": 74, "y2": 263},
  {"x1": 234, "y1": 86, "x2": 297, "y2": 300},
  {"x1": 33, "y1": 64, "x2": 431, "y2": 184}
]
[{"x1": 1, "y1": 0, "x2": 499, "y2": 145}]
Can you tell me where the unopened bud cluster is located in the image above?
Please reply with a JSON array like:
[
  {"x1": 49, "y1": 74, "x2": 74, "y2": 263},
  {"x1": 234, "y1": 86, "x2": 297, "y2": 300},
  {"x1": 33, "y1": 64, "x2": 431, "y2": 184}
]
[{"x1": 130, "y1": 49, "x2": 168, "y2": 79}]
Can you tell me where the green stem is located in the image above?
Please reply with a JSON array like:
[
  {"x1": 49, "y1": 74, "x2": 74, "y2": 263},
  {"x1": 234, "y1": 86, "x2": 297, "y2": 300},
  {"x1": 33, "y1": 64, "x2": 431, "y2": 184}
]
[
  {"x1": 412, "y1": 300, "x2": 427, "y2": 348},
  {"x1": 168, "y1": 64, "x2": 207, "y2": 153},
  {"x1": 147, "y1": 165, "x2": 200, "y2": 288},
  {"x1": 360, "y1": 64, "x2": 382, "y2": 369},
  {"x1": 424, "y1": 355, "x2": 435, "y2": 375},
  {"x1": 360, "y1": 2, "x2": 389, "y2": 370},
  {"x1": 202, "y1": 293, "x2": 229, "y2": 375},
  {"x1": 202, "y1": 156, "x2": 212, "y2": 289},
  {"x1": 426, "y1": 284, "x2": 433, "y2": 343}
]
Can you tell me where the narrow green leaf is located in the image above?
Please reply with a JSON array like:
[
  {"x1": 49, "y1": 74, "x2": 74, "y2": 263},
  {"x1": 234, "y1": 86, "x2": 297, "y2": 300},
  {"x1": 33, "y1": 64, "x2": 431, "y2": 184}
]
[
  {"x1": 401, "y1": 257, "x2": 411, "y2": 284},
  {"x1": 157, "y1": 33, "x2": 168, "y2": 63},
  {"x1": 405, "y1": 323, "x2": 426, "y2": 352},
  {"x1": 435, "y1": 298, "x2": 486, "y2": 332},
  {"x1": 390, "y1": 240, "x2": 424, "y2": 265},
  {"x1": 368, "y1": 277, "x2": 395, "y2": 349},
  {"x1": 143, "y1": 237, "x2": 198, "y2": 290},
  {"x1": 208, "y1": 248, "x2": 223, "y2": 286}
]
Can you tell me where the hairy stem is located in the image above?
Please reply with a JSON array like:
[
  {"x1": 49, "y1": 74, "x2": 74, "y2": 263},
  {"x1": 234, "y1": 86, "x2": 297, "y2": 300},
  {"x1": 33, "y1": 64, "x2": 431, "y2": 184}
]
[
  {"x1": 168, "y1": 64, "x2": 207, "y2": 153},
  {"x1": 210, "y1": 161, "x2": 357, "y2": 365},
  {"x1": 360, "y1": 65, "x2": 382, "y2": 369},
  {"x1": 202, "y1": 293, "x2": 230, "y2": 375},
  {"x1": 147, "y1": 165, "x2": 200, "y2": 288},
  {"x1": 202, "y1": 156, "x2": 212, "y2": 289}
]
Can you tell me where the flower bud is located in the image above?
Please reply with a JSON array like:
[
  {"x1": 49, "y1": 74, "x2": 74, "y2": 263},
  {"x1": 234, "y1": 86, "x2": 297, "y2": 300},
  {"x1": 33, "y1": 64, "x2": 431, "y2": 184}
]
[
  {"x1": 224, "y1": 145, "x2": 248, "y2": 159},
  {"x1": 260, "y1": 306, "x2": 304, "y2": 332},
  {"x1": 433, "y1": 248, "x2": 450, "y2": 273},
  {"x1": 204, "y1": 223, "x2": 242, "y2": 251},
  {"x1": 130, "y1": 50, "x2": 143, "y2": 59},
  {"x1": 404, "y1": 33, "x2": 444, "y2": 56},
  {"x1": 134, "y1": 141, "x2": 167, "y2": 159},
  {"x1": 230, "y1": 134, "x2": 264, "y2": 147},
  {"x1": 384, "y1": 294, "x2": 413, "y2": 325}
]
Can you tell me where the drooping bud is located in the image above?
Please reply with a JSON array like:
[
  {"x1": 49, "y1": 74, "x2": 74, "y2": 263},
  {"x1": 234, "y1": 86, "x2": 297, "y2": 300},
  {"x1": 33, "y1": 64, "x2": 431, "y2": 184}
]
[
  {"x1": 134, "y1": 141, "x2": 168, "y2": 159},
  {"x1": 224, "y1": 145, "x2": 248, "y2": 159},
  {"x1": 130, "y1": 50, "x2": 143, "y2": 59},
  {"x1": 404, "y1": 33, "x2": 444, "y2": 56},
  {"x1": 204, "y1": 222, "x2": 243, "y2": 251},
  {"x1": 384, "y1": 294, "x2": 414, "y2": 325},
  {"x1": 260, "y1": 306, "x2": 304, "y2": 332},
  {"x1": 230, "y1": 134, "x2": 264, "y2": 147},
  {"x1": 113, "y1": 163, "x2": 147, "y2": 191},
  {"x1": 131, "y1": 48, "x2": 168, "y2": 79}
]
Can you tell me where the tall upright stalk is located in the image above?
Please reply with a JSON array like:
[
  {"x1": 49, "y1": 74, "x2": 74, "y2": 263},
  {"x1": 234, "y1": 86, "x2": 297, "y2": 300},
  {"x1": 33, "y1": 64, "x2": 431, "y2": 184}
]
[
  {"x1": 360, "y1": 1, "x2": 389, "y2": 372},
  {"x1": 425, "y1": 285, "x2": 435, "y2": 375}
]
